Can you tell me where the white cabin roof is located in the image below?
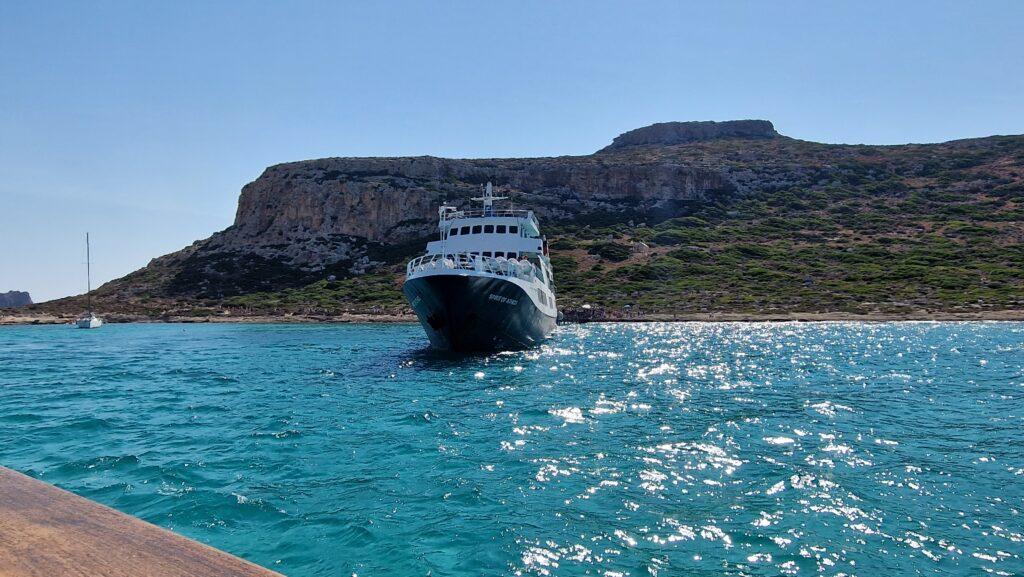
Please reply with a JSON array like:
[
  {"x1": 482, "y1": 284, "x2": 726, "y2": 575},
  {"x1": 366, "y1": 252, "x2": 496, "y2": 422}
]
[
  {"x1": 426, "y1": 217, "x2": 543, "y2": 255},
  {"x1": 440, "y1": 210, "x2": 540, "y2": 237}
]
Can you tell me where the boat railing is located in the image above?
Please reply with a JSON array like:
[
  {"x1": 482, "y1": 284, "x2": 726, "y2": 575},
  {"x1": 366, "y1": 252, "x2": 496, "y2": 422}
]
[
  {"x1": 407, "y1": 252, "x2": 540, "y2": 282},
  {"x1": 441, "y1": 208, "x2": 535, "y2": 221}
]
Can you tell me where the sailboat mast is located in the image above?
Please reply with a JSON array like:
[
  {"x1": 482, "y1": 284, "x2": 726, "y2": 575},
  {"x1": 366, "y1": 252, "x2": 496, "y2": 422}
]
[{"x1": 85, "y1": 232, "x2": 91, "y2": 315}]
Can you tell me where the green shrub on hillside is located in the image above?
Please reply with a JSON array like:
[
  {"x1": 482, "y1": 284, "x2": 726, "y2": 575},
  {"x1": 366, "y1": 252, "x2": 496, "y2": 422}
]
[
  {"x1": 549, "y1": 238, "x2": 579, "y2": 250},
  {"x1": 587, "y1": 242, "x2": 632, "y2": 262}
]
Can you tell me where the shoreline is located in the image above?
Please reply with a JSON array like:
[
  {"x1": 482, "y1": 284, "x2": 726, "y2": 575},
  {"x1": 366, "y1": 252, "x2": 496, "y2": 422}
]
[{"x1": 3, "y1": 310, "x2": 1023, "y2": 326}]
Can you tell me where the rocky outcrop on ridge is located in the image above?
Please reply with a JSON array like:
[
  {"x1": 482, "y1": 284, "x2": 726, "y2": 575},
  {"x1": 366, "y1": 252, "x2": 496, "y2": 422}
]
[
  {"x1": 598, "y1": 120, "x2": 779, "y2": 152},
  {"x1": 0, "y1": 291, "x2": 32, "y2": 308}
]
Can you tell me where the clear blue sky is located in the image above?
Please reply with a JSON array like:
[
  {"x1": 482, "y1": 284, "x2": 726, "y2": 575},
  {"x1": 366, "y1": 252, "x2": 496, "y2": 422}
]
[{"x1": 2, "y1": 1, "x2": 1022, "y2": 302}]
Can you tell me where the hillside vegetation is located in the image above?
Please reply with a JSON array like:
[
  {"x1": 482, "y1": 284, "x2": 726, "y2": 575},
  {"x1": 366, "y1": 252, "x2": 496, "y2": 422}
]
[
  {"x1": 24, "y1": 126, "x2": 1024, "y2": 320},
  {"x1": 223, "y1": 137, "x2": 1024, "y2": 318}
]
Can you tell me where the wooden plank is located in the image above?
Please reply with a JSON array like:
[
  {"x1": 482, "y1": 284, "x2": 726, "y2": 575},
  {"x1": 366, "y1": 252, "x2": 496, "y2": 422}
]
[{"x1": 0, "y1": 466, "x2": 283, "y2": 577}]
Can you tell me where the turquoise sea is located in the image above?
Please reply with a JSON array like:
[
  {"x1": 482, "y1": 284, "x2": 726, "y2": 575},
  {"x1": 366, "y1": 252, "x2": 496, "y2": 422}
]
[{"x1": 1, "y1": 322, "x2": 1022, "y2": 576}]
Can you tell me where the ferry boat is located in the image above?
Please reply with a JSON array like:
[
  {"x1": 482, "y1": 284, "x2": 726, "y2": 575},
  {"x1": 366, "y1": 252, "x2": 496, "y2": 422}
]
[{"x1": 403, "y1": 183, "x2": 557, "y2": 351}]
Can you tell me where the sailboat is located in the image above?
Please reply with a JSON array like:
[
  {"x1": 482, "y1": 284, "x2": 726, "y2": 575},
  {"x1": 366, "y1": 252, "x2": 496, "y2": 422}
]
[{"x1": 76, "y1": 232, "x2": 103, "y2": 329}]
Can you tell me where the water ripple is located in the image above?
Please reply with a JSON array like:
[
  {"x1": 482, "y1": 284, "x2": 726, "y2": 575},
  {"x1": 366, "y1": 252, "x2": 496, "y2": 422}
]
[{"x1": 1, "y1": 321, "x2": 1022, "y2": 576}]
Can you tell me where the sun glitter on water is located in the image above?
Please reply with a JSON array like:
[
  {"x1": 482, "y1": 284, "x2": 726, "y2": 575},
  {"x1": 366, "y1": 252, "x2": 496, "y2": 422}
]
[{"x1": 0, "y1": 321, "x2": 1022, "y2": 576}]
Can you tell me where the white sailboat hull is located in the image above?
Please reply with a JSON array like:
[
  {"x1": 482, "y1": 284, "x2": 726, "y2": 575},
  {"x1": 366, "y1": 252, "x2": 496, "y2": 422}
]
[{"x1": 76, "y1": 316, "x2": 103, "y2": 329}]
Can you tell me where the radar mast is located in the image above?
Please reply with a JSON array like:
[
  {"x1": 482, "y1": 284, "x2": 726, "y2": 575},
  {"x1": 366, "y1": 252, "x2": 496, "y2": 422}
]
[{"x1": 472, "y1": 182, "x2": 507, "y2": 215}]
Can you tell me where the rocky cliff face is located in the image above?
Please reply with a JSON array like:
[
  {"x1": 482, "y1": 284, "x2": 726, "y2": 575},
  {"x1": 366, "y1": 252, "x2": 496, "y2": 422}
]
[
  {"x1": 75, "y1": 119, "x2": 1023, "y2": 313},
  {"x1": 143, "y1": 133, "x2": 739, "y2": 298},
  {"x1": 229, "y1": 156, "x2": 730, "y2": 246},
  {"x1": 0, "y1": 291, "x2": 32, "y2": 308},
  {"x1": 599, "y1": 120, "x2": 779, "y2": 152}
]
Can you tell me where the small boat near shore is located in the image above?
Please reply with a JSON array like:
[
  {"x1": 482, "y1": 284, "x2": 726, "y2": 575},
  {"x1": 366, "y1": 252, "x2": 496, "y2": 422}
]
[
  {"x1": 76, "y1": 314, "x2": 103, "y2": 329},
  {"x1": 403, "y1": 183, "x2": 557, "y2": 351},
  {"x1": 76, "y1": 232, "x2": 103, "y2": 329}
]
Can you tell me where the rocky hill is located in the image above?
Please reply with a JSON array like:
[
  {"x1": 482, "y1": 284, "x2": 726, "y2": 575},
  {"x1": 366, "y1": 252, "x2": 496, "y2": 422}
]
[
  {"x1": 598, "y1": 119, "x2": 779, "y2": 152},
  {"x1": 0, "y1": 291, "x2": 32, "y2": 308},
  {"x1": 36, "y1": 120, "x2": 1024, "y2": 320}
]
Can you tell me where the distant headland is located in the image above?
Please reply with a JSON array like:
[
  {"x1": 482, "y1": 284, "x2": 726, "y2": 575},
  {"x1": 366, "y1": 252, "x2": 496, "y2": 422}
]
[
  {"x1": 7, "y1": 120, "x2": 1023, "y2": 324},
  {"x1": 0, "y1": 291, "x2": 32, "y2": 308}
]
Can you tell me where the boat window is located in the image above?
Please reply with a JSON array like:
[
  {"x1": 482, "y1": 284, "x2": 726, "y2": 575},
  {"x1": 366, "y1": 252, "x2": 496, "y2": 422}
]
[
  {"x1": 509, "y1": 252, "x2": 517, "y2": 258},
  {"x1": 496, "y1": 225, "x2": 506, "y2": 233},
  {"x1": 461, "y1": 226, "x2": 470, "y2": 235},
  {"x1": 483, "y1": 251, "x2": 492, "y2": 257},
  {"x1": 472, "y1": 225, "x2": 482, "y2": 234},
  {"x1": 484, "y1": 225, "x2": 494, "y2": 233},
  {"x1": 495, "y1": 251, "x2": 504, "y2": 258},
  {"x1": 509, "y1": 225, "x2": 519, "y2": 235},
  {"x1": 449, "y1": 228, "x2": 459, "y2": 236}
]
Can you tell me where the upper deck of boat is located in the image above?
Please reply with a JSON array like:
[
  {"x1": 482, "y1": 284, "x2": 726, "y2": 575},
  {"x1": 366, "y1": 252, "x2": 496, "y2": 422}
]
[{"x1": 439, "y1": 208, "x2": 541, "y2": 237}]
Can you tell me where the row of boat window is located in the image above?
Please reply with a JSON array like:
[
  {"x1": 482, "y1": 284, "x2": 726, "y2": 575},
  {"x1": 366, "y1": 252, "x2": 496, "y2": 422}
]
[
  {"x1": 469, "y1": 251, "x2": 519, "y2": 259},
  {"x1": 449, "y1": 224, "x2": 519, "y2": 237}
]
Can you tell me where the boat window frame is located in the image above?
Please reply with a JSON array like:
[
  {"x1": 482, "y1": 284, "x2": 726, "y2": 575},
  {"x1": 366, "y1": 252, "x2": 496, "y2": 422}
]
[
  {"x1": 460, "y1": 226, "x2": 470, "y2": 235},
  {"x1": 496, "y1": 225, "x2": 507, "y2": 233},
  {"x1": 484, "y1": 224, "x2": 494, "y2": 234},
  {"x1": 472, "y1": 225, "x2": 482, "y2": 234},
  {"x1": 509, "y1": 225, "x2": 519, "y2": 235}
]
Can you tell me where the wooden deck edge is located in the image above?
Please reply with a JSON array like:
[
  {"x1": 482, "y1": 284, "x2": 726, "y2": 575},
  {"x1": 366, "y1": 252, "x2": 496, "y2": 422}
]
[{"x1": 0, "y1": 466, "x2": 284, "y2": 577}]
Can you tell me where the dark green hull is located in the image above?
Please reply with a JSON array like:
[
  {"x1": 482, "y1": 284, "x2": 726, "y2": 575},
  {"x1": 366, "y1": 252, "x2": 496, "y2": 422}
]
[{"x1": 403, "y1": 274, "x2": 556, "y2": 351}]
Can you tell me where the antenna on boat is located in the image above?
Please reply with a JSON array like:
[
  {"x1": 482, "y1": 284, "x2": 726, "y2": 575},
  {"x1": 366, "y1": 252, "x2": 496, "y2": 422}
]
[{"x1": 472, "y1": 182, "x2": 507, "y2": 215}]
